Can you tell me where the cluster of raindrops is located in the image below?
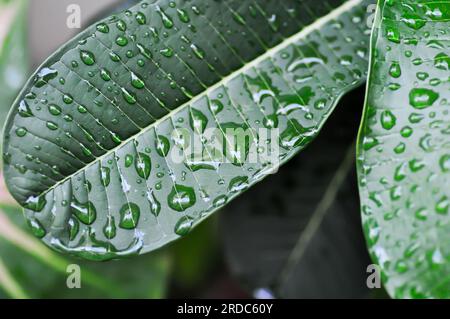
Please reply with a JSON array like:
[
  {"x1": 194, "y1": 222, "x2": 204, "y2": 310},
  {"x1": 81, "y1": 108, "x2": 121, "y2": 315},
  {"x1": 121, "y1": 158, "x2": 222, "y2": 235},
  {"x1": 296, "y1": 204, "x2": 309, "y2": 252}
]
[
  {"x1": 3, "y1": 0, "x2": 374, "y2": 259},
  {"x1": 358, "y1": 0, "x2": 450, "y2": 298}
]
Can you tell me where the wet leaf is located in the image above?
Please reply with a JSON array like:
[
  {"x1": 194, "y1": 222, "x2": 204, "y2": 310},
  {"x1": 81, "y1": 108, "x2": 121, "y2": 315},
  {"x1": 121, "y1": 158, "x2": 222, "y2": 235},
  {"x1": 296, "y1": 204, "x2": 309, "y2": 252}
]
[
  {"x1": 3, "y1": 0, "x2": 373, "y2": 259},
  {"x1": 357, "y1": 0, "x2": 450, "y2": 298}
]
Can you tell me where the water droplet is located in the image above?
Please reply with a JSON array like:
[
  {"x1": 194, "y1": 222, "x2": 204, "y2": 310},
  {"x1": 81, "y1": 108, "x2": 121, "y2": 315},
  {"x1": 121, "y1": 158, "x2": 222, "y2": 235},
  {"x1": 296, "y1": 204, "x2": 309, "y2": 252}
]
[
  {"x1": 68, "y1": 218, "x2": 79, "y2": 241},
  {"x1": 190, "y1": 44, "x2": 205, "y2": 60},
  {"x1": 35, "y1": 68, "x2": 58, "y2": 88},
  {"x1": 174, "y1": 216, "x2": 193, "y2": 236},
  {"x1": 160, "y1": 47, "x2": 174, "y2": 57},
  {"x1": 209, "y1": 99, "x2": 223, "y2": 115},
  {"x1": 110, "y1": 52, "x2": 121, "y2": 62},
  {"x1": 18, "y1": 100, "x2": 33, "y2": 117},
  {"x1": 131, "y1": 72, "x2": 145, "y2": 89},
  {"x1": 15, "y1": 127, "x2": 27, "y2": 137},
  {"x1": 386, "y1": 27, "x2": 400, "y2": 43},
  {"x1": 116, "y1": 20, "x2": 127, "y2": 31},
  {"x1": 434, "y1": 52, "x2": 449, "y2": 70},
  {"x1": 135, "y1": 152, "x2": 151, "y2": 179},
  {"x1": 156, "y1": 135, "x2": 170, "y2": 157},
  {"x1": 189, "y1": 108, "x2": 208, "y2": 133},
  {"x1": 228, "y1": 176, "x2": 249, "y2": 193},
  {"x1": 24, "y1": 195, "x2": 47, "y2": 212},
  {"x1": 263, "y1": 114, "x2": 278, "y2": 129},
  {"x1": 135, "y1": 12, "x2": 147, "y2": 25},
  {"x1": 71, "y1": 199, "x2": 97, "y2": 225},
  {"x1": 119, "y1": 203, "x2": 140, "y2": 229},
  {"x1": 101, "y1": 166, "x2": 111, "y2": 186},
  {"x1": 156, "y1": 6, "x2": 174, "y2": 28},
  {"x1": 122, "y1": 88, "x2": 137, "y2": 104},
  {"x1": 28, "y1": 218, "x2": 46, "y2": 238},
  {"x1": 177, "y1": 9, "x2": 190, "y2": 23},
  {"x1": 48, "y1": 104, "x2": 62, "y2": 116},
  {"x1": 389, "y1": 61, "x2": 402, "y2": 78},
  {"x1": 147, "y1": 190, "x2": 161, "y2": 216},
  {"x1": 116, "y1": 36, "x2": 128, "y2": 46},
  {"x1": 125, "y1": 154, "x2": 133, "y2": 167},
  {"x1": 80, "y1": 50, "x2": 95, "y2": 66},
  {"x1": 103, "y1": 216, "x2": 117, "y2": 239},
  {"x1": 213, "y1": 195, "x2": 228, "y2": 207},
  {"x1": 436, "y1": 196, "x2": 449, "y2": 215},
  {"x1": 415, "y1": 207, "x2": 428, "y2": 221},
  {"x1": 168, "y1": 184, "x2": 196, "y2": 212},
  {"x1": 63, "y1": 94, "x2": 74, "y2": 104},
  {"x1": 439, "y1": 154, "x2": 450, "y2": 173},
  {"x1": 409, "y1": 88, "x2": 439, "y2": 109},
  {"x1": 381, "y1": 110, "x2": 396, "y2": 130},
  {"x1": 279, "y1": 120, "x2": 313, "y2": 149},
  {"x1": 100, "y1": 68, "x2": 111, "y2": 81},
  {"x1": 136, "y1": 43, "x2": 153, "y2": 60},
  {"x1": 46, "y1": 122, "x2": 58, "y2": 130},
  {"x1": 96, "y1": 23, "x2": 109, "y2": 33}
]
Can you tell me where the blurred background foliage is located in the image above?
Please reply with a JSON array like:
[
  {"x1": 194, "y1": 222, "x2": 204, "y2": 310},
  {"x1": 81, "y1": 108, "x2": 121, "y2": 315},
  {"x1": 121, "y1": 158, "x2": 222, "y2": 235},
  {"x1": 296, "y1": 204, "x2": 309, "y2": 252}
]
[{"x1": 0, "y1": 0, "x2": 383, "y2": 299}]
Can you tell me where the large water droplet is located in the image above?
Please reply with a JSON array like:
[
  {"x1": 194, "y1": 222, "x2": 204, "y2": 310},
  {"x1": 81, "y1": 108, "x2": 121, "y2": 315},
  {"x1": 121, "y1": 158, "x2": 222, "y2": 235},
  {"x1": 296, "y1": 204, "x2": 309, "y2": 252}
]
[
  {"x1": 103, "y1": 216, "x2": 117, "y2": 239},
  {"x1": 174, "y1": 216, "x2": 193, "y2": 236},
  {"x1": 409, "y1": 88, "x2": 439, "y2": 109},
  {"x1": 135, "y1": 152, "x2": 151, "y2": 179},
  {"x1": 119, "y1": 203, "x2": 140, "y2": 229},
  {"x1": 71, "y1": 198, "x2": 97, "y2": 225},
  {"x1": 168, "y1": 184, "x2": 196, "y2": 212},
  {"x1": 80, "y1": 50, "x2": 95, "y2": 66}
]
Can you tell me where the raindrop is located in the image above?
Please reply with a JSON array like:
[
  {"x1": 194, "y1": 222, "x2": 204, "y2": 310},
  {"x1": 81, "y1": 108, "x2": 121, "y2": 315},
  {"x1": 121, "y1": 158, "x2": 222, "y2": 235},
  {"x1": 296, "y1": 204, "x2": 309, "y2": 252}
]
[
  {"x1": 168, "y1": 184, "x2": 196, "y2": 211},
  {"x1": 147, "y1": 190, "x2": 161, "y2": 216},
  {"x1": 119, "y1": 203, "x2": 140, "y2": 229},
  {"x1": 101, "y1": 166, "x2": 111, "y2": 186},
  {"x1": 15, "y1": 127, "x2": 27, "y2": 137},
  {"x1": 27, "y1": 218, "x2": 46, "y2": 238},
  {"x1": 103, "y1": 216, "x2": 117, "y2": 239},
  {"x1": 131, "y1": 72, "x2": 145, "y2": 89},
  {"x1": 136, "y1": 12, "x2": 147, "y2": 25},
  {"x1": 135, "y1": 152, "x2": 151, "y2": 179},
  {"x1": 18, "y1": 100, "x2": 33, "y2": 117},
  {"x1": 174, "y1": 216, "x2": 193, "y2": 236},
  {"x1": 96, "y1": 23, "x2": 109, "y2": 33},
  {"x1": 71, "y1": 198, "x2": 97, "y2": 225},
  {"x1": 80, "y1": 50, "x2": 95, "y2": 66},
  {"x1": 409, "y1": 88, "x2": 439, "y2": 109}
]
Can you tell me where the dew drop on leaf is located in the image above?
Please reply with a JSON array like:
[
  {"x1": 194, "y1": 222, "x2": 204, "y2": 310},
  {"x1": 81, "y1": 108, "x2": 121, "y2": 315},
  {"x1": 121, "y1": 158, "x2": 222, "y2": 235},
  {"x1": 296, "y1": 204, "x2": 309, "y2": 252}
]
[
  {"x1": 168, "y1": 184, "x2": 196, "y2": 211},
  {"x1": 119, "y1": 203, "x2": 140, "y2": 229}
]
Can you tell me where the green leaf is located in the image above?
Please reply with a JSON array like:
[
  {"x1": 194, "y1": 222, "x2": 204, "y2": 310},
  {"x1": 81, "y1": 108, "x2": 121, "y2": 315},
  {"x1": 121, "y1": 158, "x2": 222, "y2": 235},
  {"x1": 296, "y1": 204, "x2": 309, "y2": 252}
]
[
  {"x1": 3, "y1": 0, "x2": 373, "y2": 260},
  {"x1": 357, "y1": 0, "x2": 450, "y2": 298},
  {"x1": 222, "y1": 89, "x2": 373, "y2": 298},
  {"x1": 0, "y1": 0, "x2": 28, "y2": 138}
]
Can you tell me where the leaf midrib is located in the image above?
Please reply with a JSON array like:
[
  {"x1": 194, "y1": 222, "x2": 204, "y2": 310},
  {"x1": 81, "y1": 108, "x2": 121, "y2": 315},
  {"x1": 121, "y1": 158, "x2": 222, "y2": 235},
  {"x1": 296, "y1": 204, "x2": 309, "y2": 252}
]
[{"x1": 28, "y1": 0, "x2": 364, "y2": 200}]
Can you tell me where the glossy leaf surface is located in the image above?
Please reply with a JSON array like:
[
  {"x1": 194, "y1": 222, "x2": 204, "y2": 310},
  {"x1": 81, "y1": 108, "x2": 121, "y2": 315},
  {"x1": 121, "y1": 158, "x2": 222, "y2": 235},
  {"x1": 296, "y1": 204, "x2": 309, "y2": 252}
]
[
  {"x1": 3, "y1": 0, "x2": 372, "y2": 259},
  {"x1": 358, "y1": 0, "x2": 450, "y2": 298}
]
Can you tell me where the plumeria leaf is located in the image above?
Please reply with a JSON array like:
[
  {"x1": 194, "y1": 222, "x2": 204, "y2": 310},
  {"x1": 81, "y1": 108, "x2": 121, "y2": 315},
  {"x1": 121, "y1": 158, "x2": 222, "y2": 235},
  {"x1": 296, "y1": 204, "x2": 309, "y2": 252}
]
[
  {"x1": 3, "y1": 0, "x2": 372, "y2": 260},
  {"x1": 358, "y1": 0, "x2": 450, "y2": 298}
]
